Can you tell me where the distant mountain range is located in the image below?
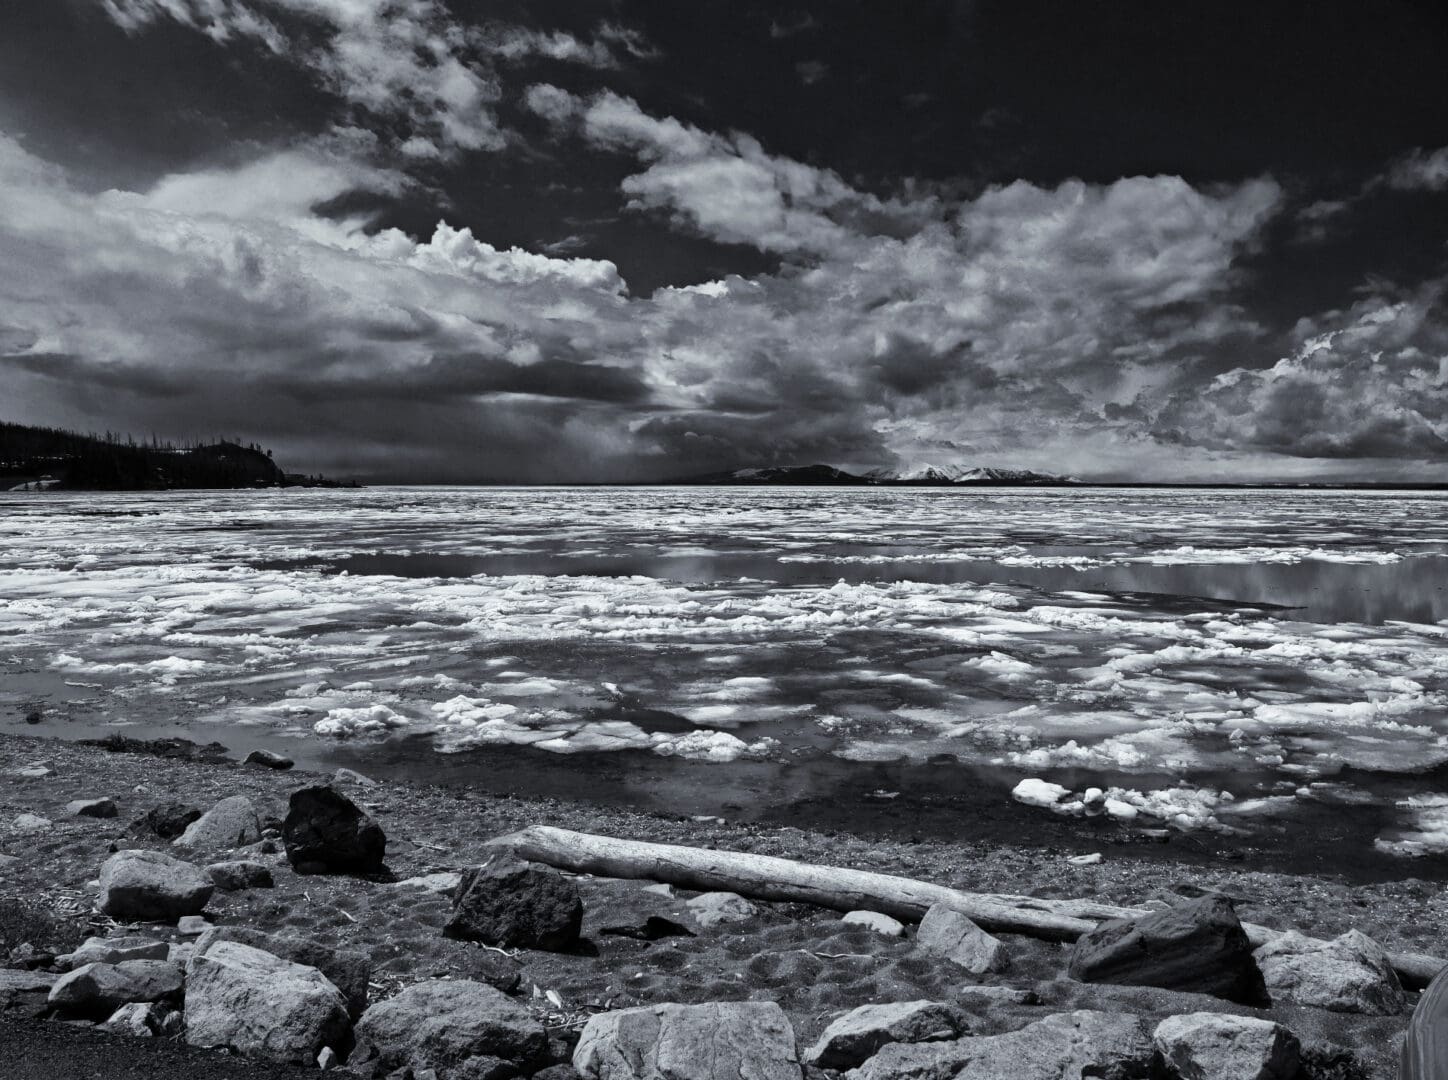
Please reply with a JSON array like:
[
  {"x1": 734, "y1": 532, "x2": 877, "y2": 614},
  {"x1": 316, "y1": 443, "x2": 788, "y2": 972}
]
[{"x1": 670, "y1": 463, "x2": 1079, "y2": 486}]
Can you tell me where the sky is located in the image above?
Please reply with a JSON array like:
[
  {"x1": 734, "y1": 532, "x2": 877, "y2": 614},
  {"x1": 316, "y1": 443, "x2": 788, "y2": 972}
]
[{"x1": 1, "y1": 1, "x2": 1446, "y2": 482}]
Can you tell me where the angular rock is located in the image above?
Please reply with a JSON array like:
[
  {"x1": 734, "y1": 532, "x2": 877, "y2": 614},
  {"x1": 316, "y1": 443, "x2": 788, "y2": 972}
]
[
  {"x1": 133, "y1": 802, "x2": 203, "y2": 840},
  {"x1": 684, "y1": 892, "x2": 758, "y2": 929},
  {"x1": 185, "y1": 939, "x2": 349, "y2": 1065},
  {"x1": 244, "y1": 748, "x2": 295, "y2": 770},
  {"x1": 332, "y1": 767, "x2": 379, "y2": 787},
  {"x1": 851, "y1": 1010, "x2": 1151, "y2": 1080},
  {"x1": 48, "y1": 960, "x2": 184, "y2": 1018},
  {"x1": 58, "y1": 935, "x2": 169, "y2": 970},
  {"x1": 1153, "y1": 1012, "x2": 1299, "y2": 1080},
  {"x1": 1066, "y1": 895, "x2": 1266, "y2": 1005},
  {"x1": 174, "y1": 795, "x2": 262, "y2": 853},
  {"x1": 206, "y1": 859, "x2": 275, "y2": 891},
  {"x1": 0, "y1": 968, "x2": 58, "y2": 1015},
  {"x1": 575, "y1": 1001, "x2": 800, "y2": 1080},
  {"x1": 354, "y1": 979, "x2": 548, "y2": 1079},
  {"x1": 842, "y1": 911, "x2": 905, "y2": 937},
  {"x1": 195, "y1": 925, "x2": 371, "y2": 1018},
  {"x1": 10, "y1": 813, "x2": 50, "y2": 833},
  {"x1": 103, "y1": 1001, "x2": 170, "y2": 1037},
  {"x1": 98, "y1": 849, "x2": 214, "y2": 921},
  {"x1": 177, "y1": 914, "x2": 211, "y2": 935},
  {"x1": 1252, "y1": 929, "x2": 1403, "y2": 1015},
  {"x1": 806, "y1": 1001, "x2": 971, "y2": 1070},
  {"x1": 916, "y1": 904, "x2": 1010, "y2": 974},
  {"x1": 67, "y1": 798, "x2": 118, "y2": 819},
  {"x1": 954, "y1": 986, "x2": 1039, "y2": 1007},
  {"x1": 445, "y1": 854, "x2": 583, "y2": 952},
  {"x1": 283, "y1": 785, "x2": 386, "y2": 874}
]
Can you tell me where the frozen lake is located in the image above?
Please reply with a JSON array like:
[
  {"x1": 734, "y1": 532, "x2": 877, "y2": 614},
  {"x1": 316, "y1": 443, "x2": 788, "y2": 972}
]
[{"x1": 4, "y1": 485, "x2": 1448, "y2": 871}]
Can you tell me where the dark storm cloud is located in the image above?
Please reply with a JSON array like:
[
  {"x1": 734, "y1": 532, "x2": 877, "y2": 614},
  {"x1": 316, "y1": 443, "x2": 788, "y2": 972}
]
[{"x1": 0, "y1": 1, "x2": 1446, "y2": 481}]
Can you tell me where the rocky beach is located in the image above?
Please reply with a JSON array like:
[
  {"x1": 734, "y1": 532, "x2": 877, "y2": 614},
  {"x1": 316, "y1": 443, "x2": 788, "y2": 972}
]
[{"x1": 2, "y1": 731, "x2": 1443, "y2": 1078}]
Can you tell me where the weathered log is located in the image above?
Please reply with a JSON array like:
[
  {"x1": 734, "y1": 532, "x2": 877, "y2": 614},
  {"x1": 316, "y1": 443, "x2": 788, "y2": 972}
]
[{"x1": 488, "y1": 825, "x2": 1445, "y2": 989}]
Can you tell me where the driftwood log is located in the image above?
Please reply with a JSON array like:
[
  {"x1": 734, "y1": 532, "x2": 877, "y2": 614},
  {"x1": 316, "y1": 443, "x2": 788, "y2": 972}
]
[{"x1": 489, "y1": 825, "x2": 1445, "y2": 990}]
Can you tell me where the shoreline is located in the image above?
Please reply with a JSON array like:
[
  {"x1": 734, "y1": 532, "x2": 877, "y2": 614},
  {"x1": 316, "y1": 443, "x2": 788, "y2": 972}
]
[{"x1": 2, "y1": 730, "x2": 1443, "y2": 1076}]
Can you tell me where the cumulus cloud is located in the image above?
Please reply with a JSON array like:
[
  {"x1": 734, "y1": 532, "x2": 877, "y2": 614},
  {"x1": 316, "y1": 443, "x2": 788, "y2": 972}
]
[
  {"x1": 97, "y1": 0, "x2": 654, "y2": 159},
  {"x1": 1382, "y1": 146, "x2": 1448, "y2": 193},
  {"x1": 1157, "y1": 282, "x2": 1448, "y2": 460}
]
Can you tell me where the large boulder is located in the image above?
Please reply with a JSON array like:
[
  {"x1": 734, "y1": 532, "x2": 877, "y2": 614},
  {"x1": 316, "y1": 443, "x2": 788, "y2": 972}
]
[
  {"x1": 354, "y1": 979, "x2": 548, "y2": 1079},
  {"x1": 174, "y1": 795, "x2": 262, "y2": 852},
  {"x1": 850, "y1": 1010, "x2": 1151, "y2": 1080},
  {"x1": 1153, "y1": 1012, "x2": 1299, "y2": 1080},
  {"x1": 915, "y1": 904, "x2": 1010, "y2": 974},
  {"x1": 48, "y1": 960, "x2": 183, "y2": 1018},
  {"x1": 194, "y1": 925, "x2": 371, "y2": 1018},
  {"x1": 283, "y1": 785, "x2": 386, "y2": 874},
  {"x1": 184, "y1": 939, "x2": 349, "y2": 1065},
  {"x1": 1066, "y1": 895, "x2": 1266, "y2": 1005},
  {"x1": 97, "y1": 849, "x2": 214, "y2": 921},
  {"x1": 0, "y1": 969, "x2": 59, "y2": 1017},
  {"x1": 445, "y1": 854, "x2": 583, "y2": 951},
  {"x1": 806, "y1": 1001, "x2": 970, "y2": 1070},
  {"x1": 57, "y1": 935, "x2": 169, "y2": 970},
  {"x1": 1252, "y1": 929, "x2": 1404, "y2": 1015},
  {"x1": 575, "y1": 1001, "x2": 800, "y2": 1080}
]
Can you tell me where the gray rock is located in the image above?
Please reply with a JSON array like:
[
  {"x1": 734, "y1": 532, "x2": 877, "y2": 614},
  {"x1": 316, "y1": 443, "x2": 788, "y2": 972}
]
[
  {"x1": 102, "y1": 1001, "x2": 171, "y2": 1037},
  {"x1": 954, "y1": 986, "x2": 1039, "y2": 1007},
  {"x1": 66, "y1": 798, "x2": 118, "y2": 818},
  {"x1": 1153, "y1": 1012, "x2": 1300, "y2": 1080},
  {"x1": 1066, "y1": 895, "x2": 1266, "y2": 1005},
  {"x1": 10, "y1": 813, "x2": 51, "y2": 833},
  {"x1": 174, "y1": 795, "x2": 262, "y2": 852},
  {"x1": 283, "y1": 785, "x2": 386, "y2": 874},
  {"x1": 850, "y1": 1010, "x2": 1151, "y2": 1080},
  {"x1": 177, "y1": 914, "x2": 211, "y2": 935},
  {"x1": 684, "y1": 892, "x2": 759, "y2": 929},
  {"x1": 184, "y1": 939, "x2": 349, "y2": 1065},
  {"x1": 0, "y1": 968, "x2": 58, "y2": 1015},
  {"x1": 806, "y1": 1001, "x2": 971, "y2": 1070},
  {"x1": 354, "y1": 979, "x2": 548, "y2": 1079},
  {"x1": 916, "y1": 905, "x2": 1010, "y2": 974},
  {"x1": 574, "y1": 1001, "x2": 800, "y2": 1080},
  {"x1": 195, "y1": 925, "x2": 371, "y2": 1018},
  {"x1": 1252, "y1": 929, "x2": 1403, "y2": 1015},
  {"x1": 332, "y1": 768, "x2": 379, "y2": 787},
  {"x1": 58, "y1": 935, "x2": 169, "y2": 970},
  {"x1": 98, "y1": 849, "x2": 214, "y2": 920},
  {"x1": 48, "y1": 960, "x2": 184, "y2": 1017},
  {"x1": 318, "y1": 1045, "x2": 339, "y2": 1070},
  {"x1": 244, "y1": 748, "x2": 295, "y2": 770},
  {"x1": 446, "y1": 854, "x2": 583, "y2": 952},
  {"x1": 841, "y1": 911, "x2": 906, "y2": 937},
  {"x1": 206, "y1": 859, "x2": 275, "y2": 891}
]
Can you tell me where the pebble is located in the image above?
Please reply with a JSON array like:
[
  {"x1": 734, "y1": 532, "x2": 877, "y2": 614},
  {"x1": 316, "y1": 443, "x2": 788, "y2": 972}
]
[
  {"x1": 176, "y1": 915, "x2": 211, "y2": 936},
  {"x1": 842, "y1": 910, "x2": 906, "y2": 937},
  {"x1": 1069, "y1": 853, "x2": 1103, "y2": 866},
  {"x1": 10, "y1": 813, "x2": 52, "y2": 833}
]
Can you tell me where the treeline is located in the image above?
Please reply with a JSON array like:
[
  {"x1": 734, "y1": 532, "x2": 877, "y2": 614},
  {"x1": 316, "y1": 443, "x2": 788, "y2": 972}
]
[{"x1": 1, "y1": 421, "x2": 287, "y2": 490}]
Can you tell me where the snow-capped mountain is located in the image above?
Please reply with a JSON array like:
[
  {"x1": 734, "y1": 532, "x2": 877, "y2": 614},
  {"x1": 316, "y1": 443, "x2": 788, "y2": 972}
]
[{"x1": 867, "y1": 463, "x2": 1078, "y2": 484}]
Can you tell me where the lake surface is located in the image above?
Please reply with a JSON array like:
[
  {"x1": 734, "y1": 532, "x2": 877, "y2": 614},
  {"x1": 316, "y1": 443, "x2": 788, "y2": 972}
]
[{"x1": 3, "y1": 485, "x2": 1447, "y2": 874}]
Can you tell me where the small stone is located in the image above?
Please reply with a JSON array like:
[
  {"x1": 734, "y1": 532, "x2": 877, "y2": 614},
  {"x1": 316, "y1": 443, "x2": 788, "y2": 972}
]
[
  {"x1": 640, "y1": 883, "x2": 674, "y2": 898},
  {"x1": 244, "y1": 748, "x2": 295, "y2": 770},
  {"x1": 955, "y1": 986, "x2": 1040, "y2": 1007},
  {"x1": 331, "y1": 767, "x2": 378, "y2": 787},
  {"x1": 133, "y1": 802, "x2": 202, "y2": 840},
  {"x1": 1153, "y1": 1012, "x2": 1300, "y2": 1080},
  {"x1": 916, "y1": 904, "x2": 1010, "y2": 974},
  {"x1": 15, "y1": 764, "x2": 52, "y2": 779},
  {"x1": 177, "y1": 915, "x2": 211, "y2": 936},
  {"x1": 1068, "y1": 853, "x2": 1103, "y2": 866},
  {"x1": 393, "y1": 871, "x2": 462, "y2": 893},
  {"x1": 10, "y1": 813, "x2": 51, "y2": 833},
  {"x1": 206, "y1": 859, "x2": 275, "y2": 891},
  {"x1": 841, "y1": 911, "x2": 906, "y2": 937},
  {"x1": 67, "y1": 798, "x2": 118, "y2": 819},
  {"x1": 685, "y1": 891, "x2": 758, "y2": 929},
  {"x1": 102, "y1": 1001, "x2": 162, "y2": 1037},
  {"x1": 318, "y1": 1046, "x2": 339, "y2": 1070}
]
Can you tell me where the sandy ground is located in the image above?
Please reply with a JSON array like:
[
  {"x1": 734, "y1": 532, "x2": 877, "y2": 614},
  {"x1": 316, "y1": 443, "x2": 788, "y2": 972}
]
[{"x1": 2, "y1": 732, "x2": 1443, "y2": 1077}]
